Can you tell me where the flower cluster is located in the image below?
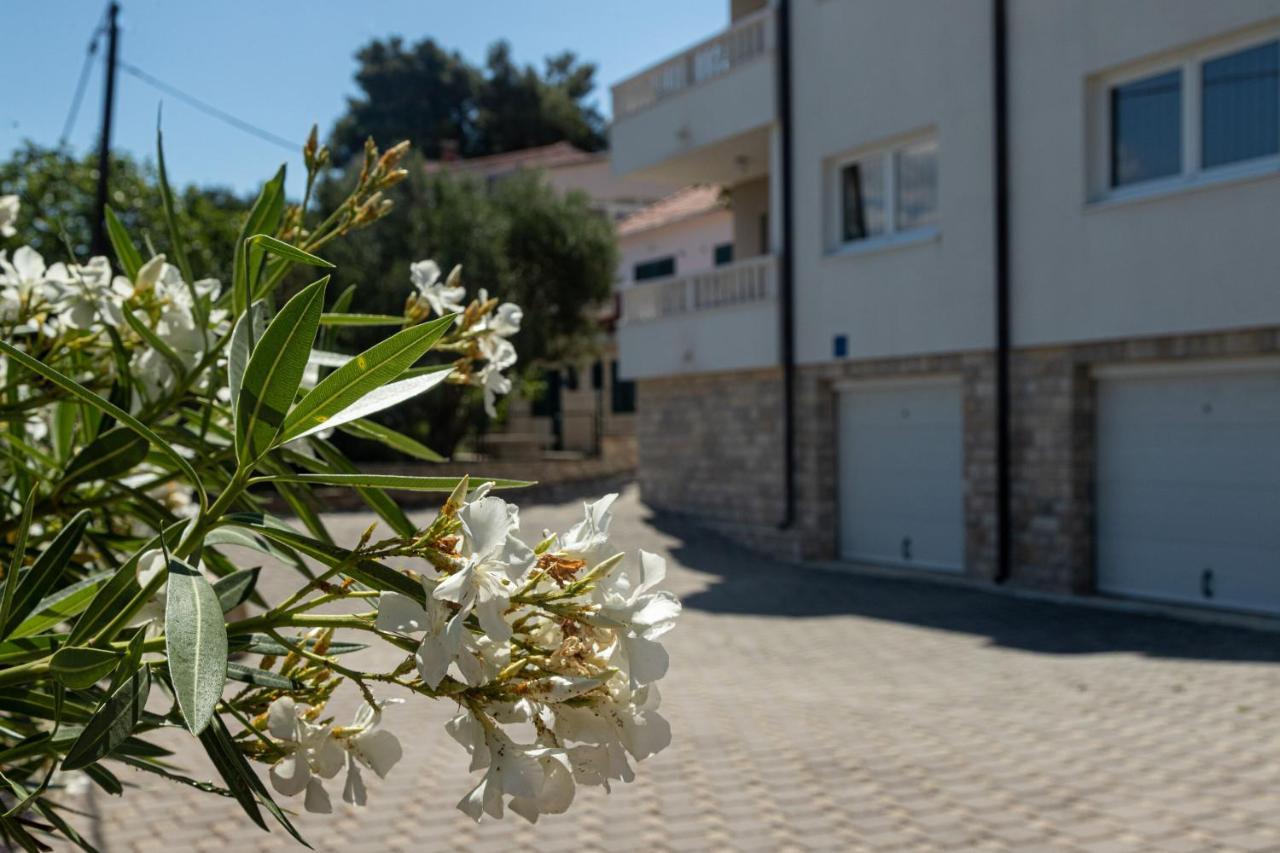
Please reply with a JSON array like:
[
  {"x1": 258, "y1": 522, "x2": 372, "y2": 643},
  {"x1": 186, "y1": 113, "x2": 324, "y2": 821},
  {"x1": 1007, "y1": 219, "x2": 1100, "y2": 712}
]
[{"x1": 242, "y1": 481, "x2": 680, "y2": 822}]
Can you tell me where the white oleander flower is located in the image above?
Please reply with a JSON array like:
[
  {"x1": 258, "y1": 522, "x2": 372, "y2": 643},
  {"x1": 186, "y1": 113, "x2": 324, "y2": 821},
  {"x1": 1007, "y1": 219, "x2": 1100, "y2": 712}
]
[
  {"x1": 410, "y1": 259, "x2": 465, "y2": 317},
  {"x1": 433, "y1": 495, "x2": 534, "y2": 642},
  {"x1": 376, "y1": 582, "x2": 504, "y2": 688},
  {"x1": 336, "y1": 700, "x2": 404, "y2": 806},
  {"x1": 59, "y1": 256, "x2": 130, "y2": 330},
  {"x1": 446, "y1": 709, "x2": 573, "y2": 822},
  {"x1": 594, "y1": 550, "x2": 681, "y2": 688},
  {"x1": 267, "y1": 696, "x2": 345, "y2": 814},
  {"x1": 0, "y1": 195, "x2": 18, "y2": 238},
  {"x1": 0, "y1": 246, "x2": 62, "y2": 325}
]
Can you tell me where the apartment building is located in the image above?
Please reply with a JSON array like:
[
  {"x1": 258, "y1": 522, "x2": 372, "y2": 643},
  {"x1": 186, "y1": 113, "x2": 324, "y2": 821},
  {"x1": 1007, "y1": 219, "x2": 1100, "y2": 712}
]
[{"x1": 611, "y1": 0, "x2": 1280, "y2": 615}]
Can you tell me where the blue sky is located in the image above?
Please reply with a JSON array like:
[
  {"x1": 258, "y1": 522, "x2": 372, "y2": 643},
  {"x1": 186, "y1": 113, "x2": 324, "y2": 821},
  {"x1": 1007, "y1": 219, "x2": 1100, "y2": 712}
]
[{"x1": 0, "y1": 1, "x2": 724, "y2": 196}]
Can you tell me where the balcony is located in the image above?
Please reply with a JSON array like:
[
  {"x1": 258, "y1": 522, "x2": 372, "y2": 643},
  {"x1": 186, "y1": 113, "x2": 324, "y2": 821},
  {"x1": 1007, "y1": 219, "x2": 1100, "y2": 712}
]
[
  {"x1": 617, "y1": 254, "x2": 779, "y2": 379},
  {"x1": 609, "y1": 7, "x2": 776, "y2": 185}
]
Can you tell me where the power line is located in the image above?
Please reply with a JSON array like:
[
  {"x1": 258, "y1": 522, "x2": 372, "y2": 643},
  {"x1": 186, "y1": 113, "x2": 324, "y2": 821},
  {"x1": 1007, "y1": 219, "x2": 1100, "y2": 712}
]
[
  {"x1": 60, "y1": 11, "x2": 108, "y2": 145},
  {"x1": 117, "y1": 60, "x2": 299, "y2": 152}
]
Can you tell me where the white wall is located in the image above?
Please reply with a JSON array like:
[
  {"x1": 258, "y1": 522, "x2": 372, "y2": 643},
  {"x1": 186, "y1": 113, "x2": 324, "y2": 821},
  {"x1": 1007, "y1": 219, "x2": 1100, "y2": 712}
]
[
  {"x1": 617, "y1": 210, "x2": 734, "y2": 287},
  {"x1": 546, "y1": 160, "x2": 676, "y2": 219},
  {"x1": 1010, "y1": 1, "x2": 1280, "y2": 347},
  {"x1": 790, "y1": 0, "x2": 996, "y2": 365}
]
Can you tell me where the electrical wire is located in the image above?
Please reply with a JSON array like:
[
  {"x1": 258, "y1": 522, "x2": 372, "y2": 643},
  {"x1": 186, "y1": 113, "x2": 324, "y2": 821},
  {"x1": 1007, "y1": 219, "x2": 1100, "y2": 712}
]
[
  {"x1": 117, "y1": 60, "x2": 299, "y2": 152},
  {"x1": 60, "y1": 12, "x2": 107, "y2": 145}
]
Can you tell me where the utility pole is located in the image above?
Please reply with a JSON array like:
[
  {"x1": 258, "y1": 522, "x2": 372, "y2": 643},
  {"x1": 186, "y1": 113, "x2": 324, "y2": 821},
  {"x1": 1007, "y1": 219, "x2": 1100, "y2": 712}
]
[{"x1": 90, "y1": 2, "x2": 120, "y2": 257}]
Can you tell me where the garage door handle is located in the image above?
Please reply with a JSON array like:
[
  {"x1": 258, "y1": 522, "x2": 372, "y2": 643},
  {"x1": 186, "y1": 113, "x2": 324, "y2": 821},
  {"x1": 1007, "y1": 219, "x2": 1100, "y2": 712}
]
[{"x1": 1201, "y1": 568, "x2": 1214, "y2": 599}]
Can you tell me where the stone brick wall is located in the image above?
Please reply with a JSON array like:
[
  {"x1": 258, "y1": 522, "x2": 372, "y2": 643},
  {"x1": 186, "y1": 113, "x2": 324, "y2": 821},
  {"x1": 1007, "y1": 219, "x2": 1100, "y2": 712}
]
[{"x1": 635, "y1": 368, "x2": 789, "y2": 548}]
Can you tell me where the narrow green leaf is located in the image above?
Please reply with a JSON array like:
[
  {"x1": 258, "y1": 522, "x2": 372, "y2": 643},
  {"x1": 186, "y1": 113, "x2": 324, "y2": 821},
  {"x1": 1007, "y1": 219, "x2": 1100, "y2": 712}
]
[
  {"x1": 284, "y1": 369, "x2": 452, "y2": 443},
  {"x1": 0, "y1": 635, "x2": 59, "y2": 665},
  {"x1": 51, "y1": 400, "x2": 77, "y2": 462},
  {"x1": 338, "y1": 418, "x2": 445, "y2": 462},
  {"x1": 227, "y1": 304, "x2": 264, "y2": 418},
  {"x1": 232, "y1": 165, "x2": 286, "y2": 316},
  {"x1": 61, "y1": 665, "x2": 150, "y2": 771},
  {"x1": 83, "y1": 764, "x2": 123, "y2": 796},
  {"x1": 3, "y1": 510, "x2": 91, "y2": 638},
  {"x1": 312, "y1": 440, "x2": 416, "y2": 537},
  {"x1": 9, "y1": 573, "x2": 108, "y2": 639},
  {"x1": 318, "y1": 313, "x2": 408, "y2": 327},
  {"x1": 0, "y1": 340, "x2": 206, "y2": 510},
  {"x1": 282, "y1": 314, "x2": 453, "y2": 442},
  {"x1": 229, "y1": 633, "x2": 365, "y2": 657},
  {"x1": 197, "y1": 717, "x2": 268, "y2": 831},
  {"x1": 50, "y1": 647, "x2": 120, "y2": 690},
  {"x1": 235, "y1": 277, "x2": 328, "y2": 461},
  {"x1": 70, "y1": 526, "x2": 180, "y2": 646},
  {"x1": 258, "y1": 473, "x2": 532, "y2": 492},
  {"x1": 164, "y1": 558, "x2": 228, "y2": 735},
  {"x1": 62, "y1": 427, "x2": 149, "y2": 487},
  {"x1": 0, "y1": 488, "x2": 37, "y2": 635},
  {"x1": 212, "y1": 567, "x2": 259, "y2": 613},
  {"x1": 156, "y1": 126, "x2": 194, "y2": 284},
  {"x1": 225, "y1": 662, "x2": 300, "y2": 690},
  {"x1": 104, "y1": 206, "x2": 143, "y2": 280},
  {"x1": 246, "y1": 234, "x2": 334, "y2": 270}
]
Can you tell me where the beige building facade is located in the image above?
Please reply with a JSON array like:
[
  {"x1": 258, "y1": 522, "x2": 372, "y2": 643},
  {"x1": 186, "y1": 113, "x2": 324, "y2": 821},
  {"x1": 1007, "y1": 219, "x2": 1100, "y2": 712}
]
[{"x1": 612, "y1": 0, "x2": 1280, "y2": 615}]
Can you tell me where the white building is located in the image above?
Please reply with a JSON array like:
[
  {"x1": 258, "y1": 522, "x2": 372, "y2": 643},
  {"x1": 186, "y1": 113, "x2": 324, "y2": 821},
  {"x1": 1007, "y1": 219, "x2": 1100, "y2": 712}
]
[{"x1": 611, "y1": 0, "x2": 1280, "y2": 615}]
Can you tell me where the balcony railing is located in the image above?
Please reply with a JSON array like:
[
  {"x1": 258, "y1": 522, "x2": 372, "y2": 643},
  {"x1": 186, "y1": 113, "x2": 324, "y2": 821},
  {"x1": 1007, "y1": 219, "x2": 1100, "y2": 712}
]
[
  {"x1": 611, "y1": 7, "x2": 774, "y2": 120},
  {"x1": 621, "y1": 254, "x2": 776, "y2": 324}
]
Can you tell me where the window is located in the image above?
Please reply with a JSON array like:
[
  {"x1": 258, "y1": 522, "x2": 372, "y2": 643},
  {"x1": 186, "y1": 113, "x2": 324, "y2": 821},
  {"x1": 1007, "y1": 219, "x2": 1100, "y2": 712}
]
[
  {"x1": 1100, "y1": 35, "x2": 1280, "y2": 197},
  {"x1": 633, "y1": 256, "x2": 675, "y2": 282},
  {"x1": 1202, "y1": 41, "x2": 1279, "y2": 169},
  {"x1": 836, "y1": 136, "x2": 937, "y2": 248},
  {"x1": 1110, "y1": 70, "x2": 1183, "y2": 187},
  {"x1": 714, "y1": 243, "x2": 734, "y2": 266},
  {"x1": 610, "y1": 361, "x2": 636, "y2": 414}
]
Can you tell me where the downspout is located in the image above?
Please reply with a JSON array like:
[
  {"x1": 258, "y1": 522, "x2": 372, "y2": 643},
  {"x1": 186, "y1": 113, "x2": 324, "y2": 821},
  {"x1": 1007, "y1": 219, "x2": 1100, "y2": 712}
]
[
  {"x1": 993, "y1": 0, "x2": 1013, "y2": 583},
  {"x1": 777, "y1": 0, "x2": 798, "y2": 529}
]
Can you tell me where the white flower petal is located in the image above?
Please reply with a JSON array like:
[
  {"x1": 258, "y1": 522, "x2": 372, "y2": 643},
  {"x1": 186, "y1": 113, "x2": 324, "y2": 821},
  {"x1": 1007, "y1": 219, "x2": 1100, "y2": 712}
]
[
  {"x1": 375, "y1": 592, "x2": 429, "y2": 634},
  {"x1": 304, "y1": 777, "x2": 332, "y2": 813},
  {"x1": 350, "y1": 729, "x2": 402, "y2": 779},
  {"x1": 269, "y1": 754, "x2": 310, "y2": 797}
]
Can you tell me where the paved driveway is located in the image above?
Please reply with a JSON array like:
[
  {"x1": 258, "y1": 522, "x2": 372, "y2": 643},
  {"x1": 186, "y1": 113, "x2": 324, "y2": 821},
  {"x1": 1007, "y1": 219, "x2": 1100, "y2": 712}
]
[{"x1": 82, "y1": 483, "x2": 1280, "y2": 852}]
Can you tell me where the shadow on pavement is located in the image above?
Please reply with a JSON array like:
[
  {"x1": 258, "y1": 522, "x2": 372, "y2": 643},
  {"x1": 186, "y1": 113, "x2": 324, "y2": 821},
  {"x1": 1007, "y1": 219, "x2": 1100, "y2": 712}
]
[{"x1": 650, "y1": 510, "x2": 1280, "y2": 664}]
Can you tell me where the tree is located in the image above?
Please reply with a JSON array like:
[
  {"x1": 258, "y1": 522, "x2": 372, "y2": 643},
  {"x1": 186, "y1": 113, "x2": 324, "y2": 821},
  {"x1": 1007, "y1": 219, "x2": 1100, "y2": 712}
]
[
  {"x1": 314, "y1": 158, "x2": 617, "y2": 456},
  {"x1": 0, "y1": 143, "x2": 247, "y2": 282},
  {"x1": 330, "y1": 37, "x2": 606, "y2": 165}
]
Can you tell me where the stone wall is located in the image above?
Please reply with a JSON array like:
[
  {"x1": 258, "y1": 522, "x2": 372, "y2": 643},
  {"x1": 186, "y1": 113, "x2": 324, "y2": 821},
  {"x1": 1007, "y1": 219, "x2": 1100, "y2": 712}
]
[{"x1": 635, "y1": 368, "x2": 789, "y2": 548}]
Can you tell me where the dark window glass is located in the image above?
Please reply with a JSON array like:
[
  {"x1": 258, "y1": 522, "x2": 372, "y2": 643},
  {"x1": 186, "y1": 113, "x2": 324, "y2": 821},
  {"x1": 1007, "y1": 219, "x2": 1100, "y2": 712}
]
[
  {"x1": 840, "y1": 153, "x2": 886, "y2": 242},
  {"x1": 1202, "y1": 41, "x2": 1280, "y2": 169},
  {"x1": 714, "y1": 243, "x2": 734, "y2": 266},
  {"x1": 590, "y1": 360, "x2": 603, "y2": 390},
  {"x1": 563, "y1": 366, "x2": 579, "y2": 391},
  {"x1": 610, "y1": 361, "x2": 636, "y2": 414},
  {"x1": 1111, "y1": 69, "x2": 1183, "y2": 187},
  {"x1": 633, "y1": 256, "x2": 675, "y2": 281}
]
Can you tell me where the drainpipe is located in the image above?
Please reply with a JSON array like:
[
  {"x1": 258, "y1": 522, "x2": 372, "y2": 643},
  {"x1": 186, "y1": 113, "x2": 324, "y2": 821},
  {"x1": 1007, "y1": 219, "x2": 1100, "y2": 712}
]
[
  {"x1": 993, "y1": 0, "x2": 1013, "y2": 583},
  {"x1": 777, "y1": 0, "x2": 798, "y2": 529}
]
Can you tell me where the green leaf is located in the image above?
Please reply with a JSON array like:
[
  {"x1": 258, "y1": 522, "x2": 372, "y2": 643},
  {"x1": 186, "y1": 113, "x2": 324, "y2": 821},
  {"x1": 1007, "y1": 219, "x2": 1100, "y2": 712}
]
[
  {"x1": 225, "y1": 662, "x2": 300, "y2": 690},
  {"x1": 61, "y1": 664, "x2": 150, "y2": 771},
  {"x1": 227, "y1": 303, "x2": 264, "y2": 418},
  {"x1": 70, "y1": 526, "x2": 180, "y2": 646},
  {"x1": 259, "y1": 473, "x2": 532, "y2": 492},
  {"x1": 156, "y1": 126, "x2": 195, "y2": 285},
  {"x1": 235, "y1": 276, "x2": 328, "y2": 461},
  {"x1": 83, "y1": 763, "x2": 123, "y2": 796},
  {"x1": 225, "y1": 513, "x2": 424, "y2": 603},
  {"x1": 338, "y1": 418, "x2": 445, "y2": 462},
  {"x1": 212, "y1": 567, "x2": 259, "y2": 613},
  {"x1": 9, "y1": 573, "x2": 108, "y2": 639},
  {"x1": 104, "y1": 206, "x2": 143, "y2": 280},
  {"x1": 3, "y1": 510, "x2": 91, "y2": 638},
  {"x1": 282, "y1": 313, "x2": 453, "y2": 442},
  {"x1": 319, "y1": 313, "x2": 408, "y2": 327},
  {"x1": 0, "y1": 340, "x2": 206, "y2": 510},
  {"x1": 165, "y1": 558, "x2": 227, "y2": 735},
  {"x1": 50, "y1": 647, "x2": 120, "y2": 690},
  {"x1": 246, "y1": 234, "x2": 334, "y2": 271},
  {"x1": 199, "y1": 716, "x2": 312, "y2": 847},
  {"x1": 284, "y1": 369, "x2": 452, "y2": 443},
  {"x1": 311, "y1": 441, "x2": 415, "y2": 537},
  {"x1": 62, "y1": 427, "x2": 149, "y2": 487},
  {"x1": 0, "y1": 635, "x2": 59, "y2": 665},
  {"x1": 0, "y1": 488, "x2": 37, "y2": 636},
  {"x1": 232, "y1": 165, "x2": 286, "y2": 316},
  {"x1": 229, "y1": 633, "x2": 366, "y2": 657}
]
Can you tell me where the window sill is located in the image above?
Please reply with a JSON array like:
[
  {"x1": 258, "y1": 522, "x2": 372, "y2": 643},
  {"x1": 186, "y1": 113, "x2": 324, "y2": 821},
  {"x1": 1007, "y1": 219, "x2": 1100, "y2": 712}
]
[
  {"x1": 825, "y1": 226, "x2": 940, "y2": 260},
  {"x1": 1087, "y1": 156, "x2": 1280, "y2": 212}
]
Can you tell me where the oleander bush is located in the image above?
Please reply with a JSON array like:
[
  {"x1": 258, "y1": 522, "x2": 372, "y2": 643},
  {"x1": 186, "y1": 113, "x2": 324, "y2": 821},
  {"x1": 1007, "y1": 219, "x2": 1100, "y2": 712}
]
[{"x1": 0, "y1": 130, "x2": 678, "y2": 850}]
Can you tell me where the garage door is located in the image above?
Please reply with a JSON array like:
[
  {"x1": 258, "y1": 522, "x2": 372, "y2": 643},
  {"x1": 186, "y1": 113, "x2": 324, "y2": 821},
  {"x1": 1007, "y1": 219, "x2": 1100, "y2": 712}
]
[
  {"x1": 838, "y1": 378, "x2": 964, "y2": 572},
  {"x1": 1096, "y1": 364, "x2": 1280, "y2": 614}
]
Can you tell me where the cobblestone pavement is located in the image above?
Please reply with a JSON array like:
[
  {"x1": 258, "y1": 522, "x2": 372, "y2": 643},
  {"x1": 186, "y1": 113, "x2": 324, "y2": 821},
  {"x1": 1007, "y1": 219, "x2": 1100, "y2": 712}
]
[{"x1": 79, "y1": 483, "x2": 1280, "y2": 852}]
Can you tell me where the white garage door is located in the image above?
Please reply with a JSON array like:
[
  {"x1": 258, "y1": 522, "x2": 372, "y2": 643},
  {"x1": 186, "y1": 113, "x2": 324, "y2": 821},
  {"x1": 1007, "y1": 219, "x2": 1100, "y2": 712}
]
[
  {"x1": 838, "y1": 378, "x2": 964, "y2": 572},
  {"x1": 1096, "y1": 364, "x2": 1280, "y2": 614}
]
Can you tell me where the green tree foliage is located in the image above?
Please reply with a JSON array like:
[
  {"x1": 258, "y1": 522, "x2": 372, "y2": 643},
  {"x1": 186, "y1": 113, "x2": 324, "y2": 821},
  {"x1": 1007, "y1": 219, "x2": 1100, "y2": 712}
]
[
  {"x1": 0, "y1": 143, "x2": 247, "y2": 281},
  {"x1": 330, "y1": 37, "x2": 607, "y2": 164},
  {"x1": 316, "y1": 158, "x2": 617, "y2": 456}
]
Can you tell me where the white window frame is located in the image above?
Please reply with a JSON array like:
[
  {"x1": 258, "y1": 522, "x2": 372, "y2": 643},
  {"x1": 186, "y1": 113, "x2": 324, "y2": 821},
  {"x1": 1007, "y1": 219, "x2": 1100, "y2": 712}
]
[
  {"x1": 1090, "y1": 25, "x2": 1280, "y2": 207},
  {"x1": 825, "y1": 130, "x2": 940, "y2": 256}
]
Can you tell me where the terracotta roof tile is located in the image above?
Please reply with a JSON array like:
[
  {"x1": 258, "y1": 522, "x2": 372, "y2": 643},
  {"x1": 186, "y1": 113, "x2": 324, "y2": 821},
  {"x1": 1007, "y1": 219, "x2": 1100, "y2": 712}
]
[{"x1": 616, "y1": 185, "x2": 726, "y2": 236}]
